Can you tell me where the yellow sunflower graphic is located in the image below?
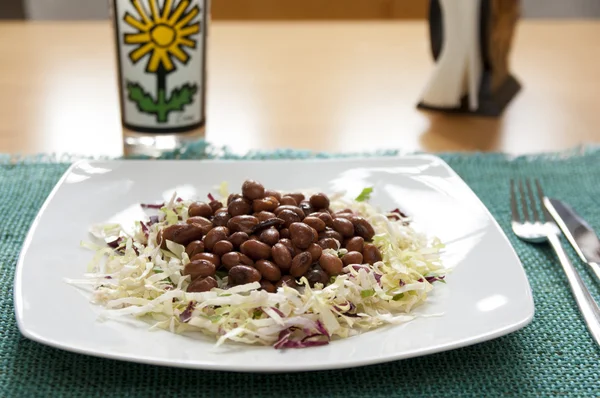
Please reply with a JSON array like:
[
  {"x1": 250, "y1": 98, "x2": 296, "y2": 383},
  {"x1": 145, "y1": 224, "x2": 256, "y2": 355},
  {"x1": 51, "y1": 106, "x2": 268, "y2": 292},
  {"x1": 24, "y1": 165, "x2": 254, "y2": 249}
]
[{"x1": 121, "y1": 0, "x2": 202, "y2": 123}]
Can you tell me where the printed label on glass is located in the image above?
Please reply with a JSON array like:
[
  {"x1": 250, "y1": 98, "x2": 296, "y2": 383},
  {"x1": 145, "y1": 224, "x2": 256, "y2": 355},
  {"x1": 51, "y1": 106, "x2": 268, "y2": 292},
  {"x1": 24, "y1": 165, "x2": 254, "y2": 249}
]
[{"x1": 113, "y1": 0, "x2": 206, "y2": 131}]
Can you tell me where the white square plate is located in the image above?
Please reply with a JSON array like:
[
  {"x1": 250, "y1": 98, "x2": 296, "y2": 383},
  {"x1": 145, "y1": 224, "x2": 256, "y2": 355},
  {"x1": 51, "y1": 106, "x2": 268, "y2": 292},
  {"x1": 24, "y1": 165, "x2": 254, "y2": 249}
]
[{"x1": 14, "y1": 156, "x2": 533, "y2": 372}]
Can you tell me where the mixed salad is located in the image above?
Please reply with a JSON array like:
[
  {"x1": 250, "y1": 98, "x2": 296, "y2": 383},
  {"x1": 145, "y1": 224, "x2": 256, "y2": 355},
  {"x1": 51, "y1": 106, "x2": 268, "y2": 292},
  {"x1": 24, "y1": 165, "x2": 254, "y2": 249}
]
[{"x1": 73, "y1": 182, "x2": 446, "y2": 349}]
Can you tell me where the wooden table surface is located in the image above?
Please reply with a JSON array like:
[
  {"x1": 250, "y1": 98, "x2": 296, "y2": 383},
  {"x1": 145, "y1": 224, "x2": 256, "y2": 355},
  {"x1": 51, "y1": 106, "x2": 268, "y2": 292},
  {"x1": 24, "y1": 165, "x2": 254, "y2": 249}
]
[{"x1": 0, "y1": 20, "x2": 599, "y2": 157}]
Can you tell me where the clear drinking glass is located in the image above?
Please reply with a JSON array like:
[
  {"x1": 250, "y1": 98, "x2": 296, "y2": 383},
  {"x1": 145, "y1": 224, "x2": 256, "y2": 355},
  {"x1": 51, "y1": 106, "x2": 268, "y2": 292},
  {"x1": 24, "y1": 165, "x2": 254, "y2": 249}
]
[{"x1": 109, "y1": 0, "x2": 209, "y2": 156}]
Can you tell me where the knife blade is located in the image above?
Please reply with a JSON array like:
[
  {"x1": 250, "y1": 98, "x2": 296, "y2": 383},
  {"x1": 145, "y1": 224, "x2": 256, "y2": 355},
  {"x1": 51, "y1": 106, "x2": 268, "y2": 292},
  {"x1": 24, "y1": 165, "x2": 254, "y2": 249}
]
[{"x1": 545, "y1": 198, "x2": 600, "y2": 283}]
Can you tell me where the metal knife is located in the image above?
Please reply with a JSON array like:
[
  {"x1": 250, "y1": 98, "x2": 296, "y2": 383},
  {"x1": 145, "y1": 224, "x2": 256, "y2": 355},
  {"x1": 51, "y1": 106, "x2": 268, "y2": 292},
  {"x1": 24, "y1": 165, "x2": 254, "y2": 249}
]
[{"x1": 545, "y1": 198, "x2": 600, "y2": 283}]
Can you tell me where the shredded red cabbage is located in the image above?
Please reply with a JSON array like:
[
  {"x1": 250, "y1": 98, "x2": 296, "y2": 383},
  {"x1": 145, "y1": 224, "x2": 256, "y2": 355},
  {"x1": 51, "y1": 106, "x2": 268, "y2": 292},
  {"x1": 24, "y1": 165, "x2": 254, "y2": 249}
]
[
  {"x1": 140, "y1": 221, "x2": 149, "y2": 237},
  {"x1": 349, "y1": 265, "x2": 381, "y2": 285},
  {"x1": 391, "y1": 208, "x2": 408, "y2": 217},
  {"x1": 268, "y1": 307, "x2": 285, "y2": 317},
  {"x1": 334, "y1": 302, "x2": 359, "y2": 317},
  {"x1": 106, "y1": 237, "x2": 124, "y2": 249},
  {"x1": 207, "y1": 193, "x2": 216, "y2": 202},
  {"x1": 273, "y1": 321, "x2": 330, "y2": 349},
  {"x1": 315, "y1": 320, "x2": 329, "y2": 337},
  {"x1": 273, "y1": 324, "x2": 330, "y2": 349},
  {"x1": 179, "y1": 301, "x2": 196, "y2": 323},
  {"x1": 425, "y1": 275, "x2": 445, "y2": 283},
  {"x1": 140, "y1": 203, "x2": 164, "y2": 209}
]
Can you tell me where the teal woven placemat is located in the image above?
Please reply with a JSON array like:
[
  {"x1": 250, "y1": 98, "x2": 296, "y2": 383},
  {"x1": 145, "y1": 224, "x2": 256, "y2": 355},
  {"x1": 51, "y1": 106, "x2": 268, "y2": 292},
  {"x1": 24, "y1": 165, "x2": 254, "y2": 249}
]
[{"x1": 2, "y1": 145, "x2": 600, "y2": 397}]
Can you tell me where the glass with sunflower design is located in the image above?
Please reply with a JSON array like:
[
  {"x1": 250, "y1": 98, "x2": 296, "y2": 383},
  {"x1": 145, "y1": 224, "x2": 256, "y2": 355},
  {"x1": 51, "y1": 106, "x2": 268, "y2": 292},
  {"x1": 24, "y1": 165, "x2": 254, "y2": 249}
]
[{"x1": 111, "y1": 0, "x2": 207, "y2": 156}]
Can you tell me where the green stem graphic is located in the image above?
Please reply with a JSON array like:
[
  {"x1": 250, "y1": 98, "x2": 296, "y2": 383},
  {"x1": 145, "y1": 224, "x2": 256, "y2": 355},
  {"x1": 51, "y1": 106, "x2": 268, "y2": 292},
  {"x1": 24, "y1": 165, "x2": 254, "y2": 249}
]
[
  {"x1": 157, "y1": 89, "x2": 168, "y2": 122},
  {"x1": 127, "y1": 67, "x2": 198, "y2": 123},
  {"x1": 156, "y1": 69, "x2": 168, "y2": 123}
]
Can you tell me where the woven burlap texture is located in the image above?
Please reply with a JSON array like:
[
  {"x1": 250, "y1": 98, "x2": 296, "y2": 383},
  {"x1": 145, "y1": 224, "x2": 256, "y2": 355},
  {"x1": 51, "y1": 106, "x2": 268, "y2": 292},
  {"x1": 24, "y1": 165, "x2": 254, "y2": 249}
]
[{"x1": 1, "y1": 148, "x2": 599, "y2": 397}]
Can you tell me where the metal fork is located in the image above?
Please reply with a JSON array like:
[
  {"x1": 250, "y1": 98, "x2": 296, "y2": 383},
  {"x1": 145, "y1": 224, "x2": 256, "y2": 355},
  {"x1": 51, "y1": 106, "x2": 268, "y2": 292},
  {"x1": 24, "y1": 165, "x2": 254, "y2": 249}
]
[{"x1": 511, "y1": 179, "x2": 600, "y2": 347}]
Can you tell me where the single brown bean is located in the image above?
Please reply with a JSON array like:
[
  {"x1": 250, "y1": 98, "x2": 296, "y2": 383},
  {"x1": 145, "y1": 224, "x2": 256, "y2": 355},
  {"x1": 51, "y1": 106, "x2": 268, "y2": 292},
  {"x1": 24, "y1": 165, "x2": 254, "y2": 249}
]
[
  {"x1": 274, "y1": 205, "x2": 304, "y2": 219},
  {"x1": 318, "y1": 238, "x2": 339, "y2": 250},
  {"x1": 260, "y1": 279, "x2": 277, "y2": 293},
  {"x1": 239, "y1": 253, "x2": 254, "y2": 266},
  {"x1": 277, "y1": 209, "x2": 301, "y2": 228},
  {"x1": 186, "y1": 216, "x2": 213, "y2": 234},
  {"x1": 227, "y1": 193, "x2": 242, "y2": 205},
  {"x1": 333, "y1": 218, "x2": 355, "y2": 238},
  {"x1": 182, "y1": 259, "x2": 216, "y2": 279},
  {"x1": 212, "y1": 210, "x2": 231, "y2": 227},
  {"x1": 228, "y1": 231, "x2": 249, "y2": 249},
  {"x1": 240, "y1": 239, "x2": 272, "y2": 260},
  {"x1": 227, "y1": 215, "x2": 259, "y2": 234},
  {"x1": 352, "y1": 217, "x2": 376, "y2": 241},
  {"x1": 187, "y1": 276, "x2": 218, "y2": 292},
  {"x1": 290, "y1": 251, "x2": 312, "y2": 277},
  {"x1": 363, "y1": 243, "x2": 383, "y2": 264},
  {"x1": 228, "y1": 265, "x2": 261, "y2": 285},
  {"x1": 259, "y1": 228, "x2": 280, "y2": 246},
  {"x1": 222, "y1": 252, "x2": 242, "y2": 269},
  {"x1": 303, "y1": 216, "x2": 326, "y2": 232},
  {"x1": 279, "y1": 196, "x2": 298, "y2": 206},
  {"x1": 251, "y1": 217, "x2": 285, "y2": 234},
  {"x1": 253, "y1": 196, "x2": 280, "y2": 213},
  {"x1": 288, "y1": 193, "x2": 305, "y2": 204},
  {"x1": 289, "y1": 222, "x2": 313, "y2": 249},
  {"x1": 319, "y1": 252, "x2": 344, "y2": 276},
  {"x1": 309, "y1": 193, "x2": 330, "y2": 210},
  {"x1": 319, "y1": 229, "x2": 344, "y2": 245},
  {"x1": 208, "y1": 200, "x2": 223, "y2": 214},
  {"x1": 307, "y1": 243, "x2": 322, "y2": 262},
  {"x1": 336, "y1": 208, "x2": 354, "y2": 215},
  {"x1": 264, "y1": 189, "x2": 282, "y2": 202},
  {"x1": 242, "y1": 180, "x2": 265, "y2": 200},
  {"x1": 188, "y1": 202, "x2": 212, "y2": 218},
  {"x1": 342, "y1": 251, "x2": 363, "y2": 266},
  {"x1": 278, "y1": 238, "x2": 295, "y2": 254},
  {"x1": 255, "y1": 211, "x2": 277, "y2": 222},
  {"x1": 312, "y1": 212, "x2": 334, "y2": 228},
  {"x1": 228, "y1": 198, "x2": 252, "y2": 217},
  {"x1": 161, "y1": 224, "x2": 204, "y2": 248},
  {"x1": 310, "y1": 227, "x2": 319, "y2": 243},
  {"x1": 299, "y1": 200, "x2": 315, "y2": 217},
  {"x1": 185, "y1": 240, "x2": 205, "y2": 258},
  {"x1": 275, "y1": 275, "x2": 297, "y2": 288},
  {"x1": 203, "y1": 226, "x2": 230, "y2": 251},
  {"x1": 212, "y1": 240, "x2": 234, "y2": 256},
  {"x1": 191, "y1": 252, "x2": 221, "y2": 267},
  {"x1": 306, "y1": 269, "x2": 329, "y2": 287},
  {"x1": 271, "y1": 243, "x2": 293, "y2": 270},
  {"x1": 280, "y1": 228, "x2": 290, "y2": 239},
  {"x1": 345, "y1": 236, "x2": 365, "y2": 253},
  {"x1": 156, "y1": 230, "x2": 164, "y2": 247},
  {"x1": 255, "y1": 260, "x2": 282, "y2": 282}
]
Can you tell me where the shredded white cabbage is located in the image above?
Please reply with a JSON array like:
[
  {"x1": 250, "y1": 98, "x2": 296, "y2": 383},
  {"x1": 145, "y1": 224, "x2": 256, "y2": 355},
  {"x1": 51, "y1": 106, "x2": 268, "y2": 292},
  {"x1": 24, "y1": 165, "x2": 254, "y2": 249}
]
[{"x1": 73, "y1": 190, "x2": 446, "y2": 348}]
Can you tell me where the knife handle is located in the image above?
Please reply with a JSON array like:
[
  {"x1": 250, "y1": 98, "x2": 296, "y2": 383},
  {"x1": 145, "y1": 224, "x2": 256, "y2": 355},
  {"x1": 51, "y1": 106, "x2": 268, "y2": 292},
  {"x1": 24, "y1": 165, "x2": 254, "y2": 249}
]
[{"x1": 548, "y1": 233, "x2": 600, "y2": 347}]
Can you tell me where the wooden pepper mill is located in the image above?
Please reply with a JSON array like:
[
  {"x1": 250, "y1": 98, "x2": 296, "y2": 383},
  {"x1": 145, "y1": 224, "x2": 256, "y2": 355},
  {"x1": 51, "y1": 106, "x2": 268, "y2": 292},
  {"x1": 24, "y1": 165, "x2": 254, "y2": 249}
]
[{"x1": 418, "y1": 0, "x2": 521, "y2": 116}]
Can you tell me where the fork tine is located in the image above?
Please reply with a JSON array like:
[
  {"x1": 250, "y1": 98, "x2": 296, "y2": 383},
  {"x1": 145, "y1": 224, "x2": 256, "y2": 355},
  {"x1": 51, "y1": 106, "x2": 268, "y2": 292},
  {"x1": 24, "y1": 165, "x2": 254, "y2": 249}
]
[
  {"x1": 525, "y1": 180, "x2": 540, "y2": 222},
  {"x1": 510, "y1": 179, "x2": 521, "y2": 223},
  {"x1": 534, "y1": 179, "x2": 548, "y2": 221},
  {"x1": 518, "y1": 180, "x2": 530, "y2": 221}
]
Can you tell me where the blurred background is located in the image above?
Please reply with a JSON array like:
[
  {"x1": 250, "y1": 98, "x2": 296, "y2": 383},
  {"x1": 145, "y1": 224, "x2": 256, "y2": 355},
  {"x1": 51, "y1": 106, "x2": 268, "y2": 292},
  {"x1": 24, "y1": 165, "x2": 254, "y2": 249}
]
[
  {"x1": 2, "y1": 0, "x2": 600, "y2": 20},
  {"x1": 1, "y1": 0, "x2": 598, "y2": 157}
]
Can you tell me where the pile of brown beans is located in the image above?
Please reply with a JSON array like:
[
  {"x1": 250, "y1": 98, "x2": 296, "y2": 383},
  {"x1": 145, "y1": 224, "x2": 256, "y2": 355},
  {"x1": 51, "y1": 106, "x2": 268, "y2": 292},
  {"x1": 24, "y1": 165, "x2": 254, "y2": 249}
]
[{"x1": 157, "y1": 180, "x2": 382, "y2": 293}]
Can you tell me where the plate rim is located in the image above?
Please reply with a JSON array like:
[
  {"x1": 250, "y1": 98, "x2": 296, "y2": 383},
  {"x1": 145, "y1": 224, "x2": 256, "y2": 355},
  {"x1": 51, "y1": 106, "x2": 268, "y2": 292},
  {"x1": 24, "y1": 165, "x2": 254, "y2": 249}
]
[{"x1": 14, "y1": 155, "x2": 534, "y2": 372}]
